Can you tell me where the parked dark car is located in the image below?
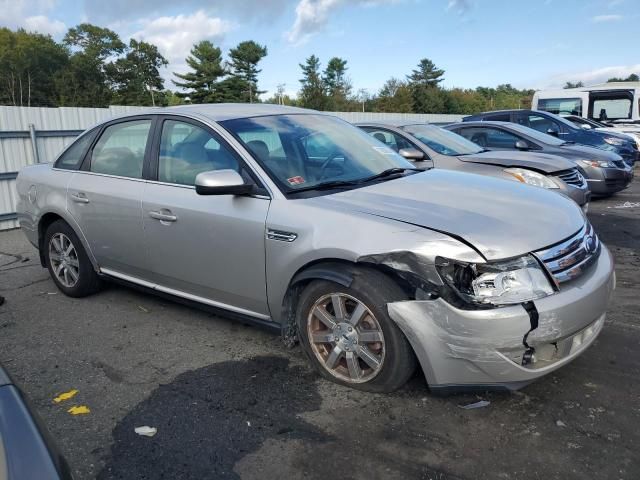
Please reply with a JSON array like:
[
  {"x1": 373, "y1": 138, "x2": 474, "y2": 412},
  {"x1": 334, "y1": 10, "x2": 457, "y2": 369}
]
[
  {"x1": 462, "y1": 109, "x2": 638, "y2": 167},
  {"x1": 356, "y1": 121, "x2": 590, "y2": 208},
  {"x1": 446, "y1": 121, "x2": 633, "y2": 196},
  {"x1": 0, "y1": 365, "x2": 73, "y2": 479}
]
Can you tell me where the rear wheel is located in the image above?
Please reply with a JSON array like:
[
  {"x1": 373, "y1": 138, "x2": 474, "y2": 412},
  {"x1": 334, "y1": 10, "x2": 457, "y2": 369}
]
[
  {"x1": 296, "y1": 269, "x2": 416, "y2": 392},
  {"x1": 44, "y1": 220, "x2": 101, "y2": 297}
]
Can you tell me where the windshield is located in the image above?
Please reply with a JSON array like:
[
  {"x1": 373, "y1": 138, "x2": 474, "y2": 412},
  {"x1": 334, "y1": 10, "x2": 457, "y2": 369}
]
[
  {"x1": 503, "y1": 123, "x2": 567, "y2": 146},
  {"x1": 402, "y1": 124, "x2": 484, "y2": 155},
  {"x1": 220, "y1": 114, "x2": 414, "y2": 192}
]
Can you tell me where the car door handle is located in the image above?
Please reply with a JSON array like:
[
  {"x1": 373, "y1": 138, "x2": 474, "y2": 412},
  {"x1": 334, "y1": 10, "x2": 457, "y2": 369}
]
[
  {"x1": 71, "y1": 193, "x2": 89, "y2": 204},
  {"x1": 149, "y1": 210, "x2": 177, "y2": 222}
]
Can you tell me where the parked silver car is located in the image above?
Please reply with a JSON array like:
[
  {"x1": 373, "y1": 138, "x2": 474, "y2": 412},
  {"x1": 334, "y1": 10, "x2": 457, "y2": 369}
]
[
  {"x1": 356, "y1": 121, "x2": 591, "y2": 208},
  {"x1": 16, "y1": 105, "x2": 615, "y2": 393}
]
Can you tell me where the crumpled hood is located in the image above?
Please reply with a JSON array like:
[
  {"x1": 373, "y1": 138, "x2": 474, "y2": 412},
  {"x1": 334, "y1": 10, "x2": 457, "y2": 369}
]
[
  {"x1": 310, "y1": 170, "x2": 584, "y2": 260},
  {"x1": 458, "y1": 150, "x2": 575, "y2": 173}
]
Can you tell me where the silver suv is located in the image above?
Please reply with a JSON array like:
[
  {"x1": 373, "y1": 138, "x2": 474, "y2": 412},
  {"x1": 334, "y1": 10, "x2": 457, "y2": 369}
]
[{"x1": 16, "y1": 105, "x2": 615, "y2": 393}]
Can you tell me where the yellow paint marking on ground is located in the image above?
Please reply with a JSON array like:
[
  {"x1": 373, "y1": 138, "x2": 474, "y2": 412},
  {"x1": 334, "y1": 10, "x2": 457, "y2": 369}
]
[
  {"x1": 53, "y1": 389, "x2": 79, "y2": 403},
  {"x1": 67, "y1": 405, "x2": 91, "y2": 415}
]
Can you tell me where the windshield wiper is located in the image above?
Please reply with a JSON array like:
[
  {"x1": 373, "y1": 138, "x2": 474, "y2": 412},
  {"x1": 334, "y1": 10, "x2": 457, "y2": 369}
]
[
  {"x1": 289, "y1": 168, "x2": 421, "y2": 194},
  {"x1": 561, "y1": 141, "x2": 576, "y2": 145},
  {"x1": 358, "y1": 167, "x2": 422, "y2": 182}
]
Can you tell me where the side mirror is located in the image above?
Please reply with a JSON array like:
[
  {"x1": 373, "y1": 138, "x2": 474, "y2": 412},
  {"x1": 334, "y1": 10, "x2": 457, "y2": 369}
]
[
  {"x1": 514, "y1": 139, "x2": 529, "y2": 150},
  {"x1": 195, "y1": 169, "x2": 253, "y2": 196},
  {"x1": 546, "y1": 128, "x2": 559, "y2": 137},
  {"x1": 398, "y1": 148, "x2": 425, "y2": 161}
]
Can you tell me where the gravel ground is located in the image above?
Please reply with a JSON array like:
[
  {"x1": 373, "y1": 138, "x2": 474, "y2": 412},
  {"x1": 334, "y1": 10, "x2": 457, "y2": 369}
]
[{"x1": 0, "y1": 174, "x2": 638, "y2": 480}]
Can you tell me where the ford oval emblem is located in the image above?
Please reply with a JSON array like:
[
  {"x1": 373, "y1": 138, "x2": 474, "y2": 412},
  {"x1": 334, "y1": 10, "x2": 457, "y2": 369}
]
[{"x1": 584, "y1": 235, "x2": 597, "y2": 254}]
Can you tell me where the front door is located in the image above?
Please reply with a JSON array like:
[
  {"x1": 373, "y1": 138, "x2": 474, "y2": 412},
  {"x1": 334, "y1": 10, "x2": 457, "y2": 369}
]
[
  {"x1": 142, "y1": 117, "x2": 271, "y2": 318},
  {"x1": 67, "y1": 118, "x2": 153, "y2": 278}
]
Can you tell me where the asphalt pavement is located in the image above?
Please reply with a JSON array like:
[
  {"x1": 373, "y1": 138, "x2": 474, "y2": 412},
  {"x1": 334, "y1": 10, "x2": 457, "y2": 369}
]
[{"x1": 0, "y1": 175, "x2": 638, "y2": 480}]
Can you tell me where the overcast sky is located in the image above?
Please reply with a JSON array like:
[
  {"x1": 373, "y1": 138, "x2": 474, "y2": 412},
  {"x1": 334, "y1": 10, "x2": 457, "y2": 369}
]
[{"x1": 2, "y1": 0, "x2": 639, "y2": 98}]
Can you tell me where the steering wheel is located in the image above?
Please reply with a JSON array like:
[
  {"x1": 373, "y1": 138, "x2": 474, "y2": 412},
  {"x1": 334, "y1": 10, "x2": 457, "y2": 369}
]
[{"x1": 317, "y1": 151, "x2": 346, "y2": 180}]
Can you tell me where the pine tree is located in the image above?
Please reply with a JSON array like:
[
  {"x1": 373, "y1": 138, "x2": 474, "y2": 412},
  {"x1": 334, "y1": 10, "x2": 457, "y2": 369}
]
[
  {"x1": 298, "y1": 54, "x2": 326, "y2": 110},
  {"x1": 323, "y1": 57, "x2": 351, "y2": 110},
  {"x1": 173, "y1": 41, "x2": 226, "y2": 103},
  {"x1": 227, "y1": 40, "x2": 267, "y2": 102}
]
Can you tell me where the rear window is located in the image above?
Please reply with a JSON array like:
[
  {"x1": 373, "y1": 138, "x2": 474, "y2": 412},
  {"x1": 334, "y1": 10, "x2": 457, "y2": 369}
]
[
  {"x1": 592, "y1": 98, "x2": 631, "y2": 121},
  {"x1": 537, "y1": 98, "x2": 582, "y2": 116},
  {"x1": 54, "y1": 129, "x2": 98, "y2": 170}
]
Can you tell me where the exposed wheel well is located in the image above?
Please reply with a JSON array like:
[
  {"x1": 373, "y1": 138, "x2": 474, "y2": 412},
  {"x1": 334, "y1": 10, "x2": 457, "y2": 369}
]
[
  {"x1": 281, "y1": 258, "x2": 416, "y2": 346},
  {"x1": 37, "y1": 213, "x2": 65, "y2": 266}
]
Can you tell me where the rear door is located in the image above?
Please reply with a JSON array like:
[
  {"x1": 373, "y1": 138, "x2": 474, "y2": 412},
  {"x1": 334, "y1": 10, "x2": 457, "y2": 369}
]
[
  {"x1": 141, "y1": 116, "x2": 271, "y2": 318},
  {"x1": 67, "y1": 117, "x2": 154, "y2": 278}
]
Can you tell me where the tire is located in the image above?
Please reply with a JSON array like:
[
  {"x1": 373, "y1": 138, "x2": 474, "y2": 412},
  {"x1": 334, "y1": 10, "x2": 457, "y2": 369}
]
[
  {"x1": 296, "y1": 269, "x2": 416, "y2": 393},
  {"x1": 43, "y1": 220, "x2": 102, "y2": 297}
]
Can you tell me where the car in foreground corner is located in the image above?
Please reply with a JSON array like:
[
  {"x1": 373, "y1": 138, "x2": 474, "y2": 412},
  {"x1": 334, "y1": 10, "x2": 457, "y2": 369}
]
[
  {"x1": 16, "y1": 104, "x2": 615, "y2": 393},
  {"x1": 356, "y1": 121, "x2": 590, "y2": 208},
  {"x1": 0, "y1": 365, "x2": 73, "y2": 479},
  {"x1": 445, "y1": 121, "x2": 634, "y2": 196}
]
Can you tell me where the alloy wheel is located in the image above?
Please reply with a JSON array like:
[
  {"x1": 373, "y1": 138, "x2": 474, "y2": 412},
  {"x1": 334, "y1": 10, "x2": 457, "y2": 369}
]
[
  {"x1": 49, "y1": 233, "x2": 80, "y2": 288},
  {"x1": 307, "y1": 292, "x2": 385, "y2": 383}
]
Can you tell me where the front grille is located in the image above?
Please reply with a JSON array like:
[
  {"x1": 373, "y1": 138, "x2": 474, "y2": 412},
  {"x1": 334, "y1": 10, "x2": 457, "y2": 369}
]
[
  {"x1": 620, "y1": 154, "x2": 634, "y2": 167},
  {"x1": 612, "y1": 159, "x2": 626, "y2": 168},
  {"x1": 535, "y1": 223, "x2": 600, "y2": 284},
  {"x1": 555, "y1": 168, "x2": 586, "y2": 187}
]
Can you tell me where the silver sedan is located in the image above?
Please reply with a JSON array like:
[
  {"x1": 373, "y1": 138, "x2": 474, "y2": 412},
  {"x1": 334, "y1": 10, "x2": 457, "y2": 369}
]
[{"x1": 16, "y1": 105, "x2": 615, "y2": 393}]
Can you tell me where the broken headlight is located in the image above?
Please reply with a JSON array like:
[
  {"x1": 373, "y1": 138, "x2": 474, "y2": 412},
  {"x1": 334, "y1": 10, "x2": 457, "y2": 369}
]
[{"x1": 436, "y1": 255, "x2": 555, "y2": 306}]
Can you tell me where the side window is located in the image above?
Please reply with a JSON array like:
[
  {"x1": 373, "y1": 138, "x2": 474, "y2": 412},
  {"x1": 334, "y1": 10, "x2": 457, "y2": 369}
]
[
  {"x1": 537, "y1": 98, "x2": 582, "y2": 116},
  {"x1": 523, "y1": 115, "x2": 558, "y2": 134},
  {"x1": 483, "y1": 128, "x2": 521, "y2": 148},
  {"x1": 362, "y1": 128, "x2": 414, "y2": 152},
  {"x1": 159, "y1": 120, "x2": 240, "y2": 186},
  {"x1": 55, "y1": 129, "x2": 98, "y2": 170},
  {"x1": 90, "y1": 120, "x2": 151, "y2": 178}
]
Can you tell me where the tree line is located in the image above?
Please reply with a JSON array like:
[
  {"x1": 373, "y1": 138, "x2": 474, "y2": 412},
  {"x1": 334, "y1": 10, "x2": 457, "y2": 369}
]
[
  {"x1": 1, "y1": 24, "x2": 637, "y2": 113},
  {"x1": 0, "y1": 25, "x2": 267, "y2": 108}
]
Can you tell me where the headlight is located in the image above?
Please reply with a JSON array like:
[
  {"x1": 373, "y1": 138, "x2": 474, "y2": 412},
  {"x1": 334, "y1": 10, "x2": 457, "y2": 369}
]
[
  {"x1": 604, "y1": 136, "x2": 625, "y2": 146},
  {"x1": 503, "y1": 168, "x2": 559, "y2": 189},
  {"x1": 578, "y1": 159, "x2": 613, "y2": 168},
  {"x1": 436, "y1": 255, "x2": 555, "y2": 306}
]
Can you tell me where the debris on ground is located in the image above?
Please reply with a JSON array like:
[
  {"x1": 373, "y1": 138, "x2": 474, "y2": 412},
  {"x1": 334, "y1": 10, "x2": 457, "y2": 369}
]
[
  {"x1": 138, "y1": 306, "x2": 150, "y2": 313},
  {"x1": 53, "y1": 389, "x2": 79, "y2": 403},
  {"x1": 68, "y1": 405, "x2": 91, "y2": 415},
  {"x1": 556, "y1": 420, "x2": 567, "y2": 427},
  {"x1": 459, "y1": 400, "x2": 490, "y2": 410},
  {"x1": 609, "y1": 201, "x2": 640, "y2": 209},
  {"x1": 134, "y1": 426, "x2": 157, "y2": 437}
]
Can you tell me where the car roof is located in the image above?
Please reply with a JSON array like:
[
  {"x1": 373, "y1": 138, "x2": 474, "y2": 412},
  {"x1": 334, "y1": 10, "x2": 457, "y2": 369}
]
[
  {"x1": 119, "y1": 103, "x2": 320, "y2": 122},
  {"x1": 354, "y1": 120, "x2": 428, "y2": 128},
  {"x1": 473, "y1": 109, "x2": 534, "y2": 116},
  {"x1": 449, "y1": 120, "x2": 511, "y2": 127}
]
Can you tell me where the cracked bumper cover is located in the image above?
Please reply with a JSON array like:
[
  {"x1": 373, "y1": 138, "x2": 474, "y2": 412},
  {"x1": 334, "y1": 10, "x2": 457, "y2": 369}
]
[{"x1": 387, "y1": 245, "x2": 615, "y2": 391}]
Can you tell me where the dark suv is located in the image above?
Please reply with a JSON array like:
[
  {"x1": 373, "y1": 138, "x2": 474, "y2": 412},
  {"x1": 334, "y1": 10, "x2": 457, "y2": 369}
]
[{"x1": 463, "y1": 109, "x2": 638, "y2": 166}]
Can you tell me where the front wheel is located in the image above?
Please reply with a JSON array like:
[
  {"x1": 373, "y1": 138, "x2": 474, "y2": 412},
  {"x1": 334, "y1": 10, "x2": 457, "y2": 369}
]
[{"x1": 296, "y1": 270, "x2": 416, "y2": 392}]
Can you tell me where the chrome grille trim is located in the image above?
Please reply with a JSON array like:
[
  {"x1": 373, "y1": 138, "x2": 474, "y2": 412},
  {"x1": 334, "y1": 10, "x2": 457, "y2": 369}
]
[
  {"x1": 535, "y1": 223, "x2": 600, "y2": 284},
  {"x1": 555, "y1": 168, "x2": 586, "y2": 187}
]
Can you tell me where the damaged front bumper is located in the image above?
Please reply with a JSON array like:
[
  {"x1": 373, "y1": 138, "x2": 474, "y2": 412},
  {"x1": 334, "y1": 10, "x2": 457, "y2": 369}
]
[{"x1": 387, "y1": 244, "x2": 615, "y2": 393}]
